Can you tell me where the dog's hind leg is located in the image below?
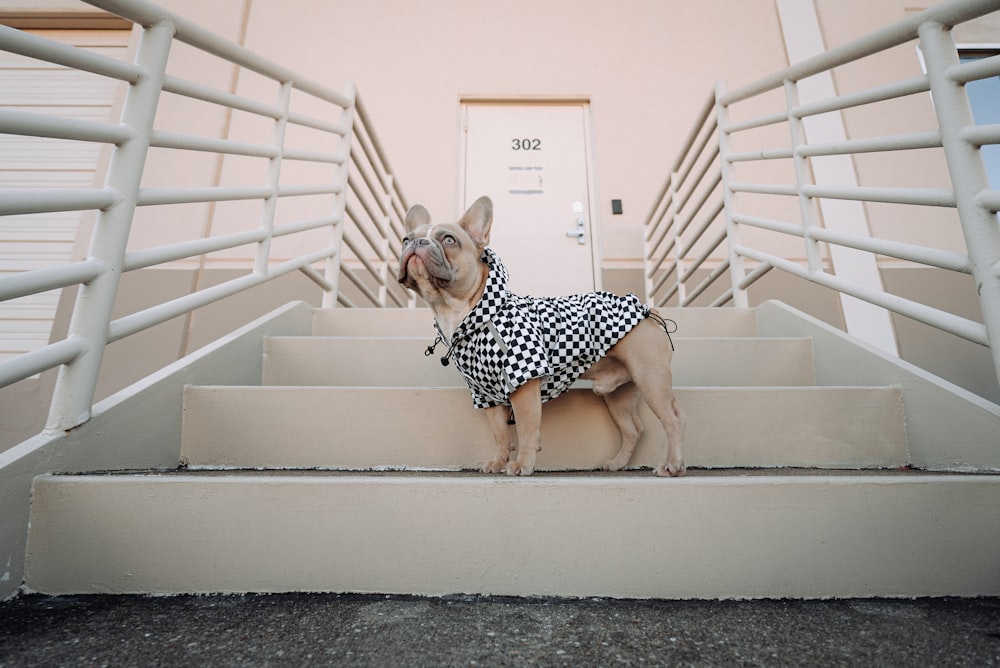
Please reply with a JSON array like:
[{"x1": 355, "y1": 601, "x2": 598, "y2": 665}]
[
  {"x1": 608, "y1": 319, "x2": 686, "y2": 477},
  {"x1": 601, "y1": 381, "x2": 644, "y2": 471}
]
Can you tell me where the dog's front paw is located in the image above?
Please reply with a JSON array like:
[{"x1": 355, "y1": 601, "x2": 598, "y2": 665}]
[
  {"x1": 654, "y1": 459, "x2": 686, "y2": 477},
  {"x1": 602, "y1": 454, "x2": 630, "y2": 472},
  {"x1": 505, "y1": 460, "x2": 535, "y2": 476},
  {"x1": 482, "y1": 458, "x2": 508, "y2": 474}
]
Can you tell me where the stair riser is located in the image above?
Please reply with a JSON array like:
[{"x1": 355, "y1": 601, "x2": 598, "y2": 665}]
[
  {"x1": 262, "y1": 337, "x2": 816, "y2": 388},
  {"x1": 181, "y1": 386, "x2": 906, "y2": 470},
  {"x1": 26, "y1": 474, "x2": 1000, "y2": 598},
  {"x1": 312, "y1": 308, "x2": 759, "y2": 338}
]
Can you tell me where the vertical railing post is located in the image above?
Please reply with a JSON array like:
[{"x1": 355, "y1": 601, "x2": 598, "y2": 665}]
[
  {"x1": 715, "y1": 80, "x2": 749, "y2": 308},
  {"x1": 254, "y1": 80, "x2": 292, "y2": 278},
  {"x1": 920, "y1": 19, "x2": 1000, "y2": 385},
  {"x1": 46, "y1": 20, "x2": 174, "y2": 432},
  {"x1": 377, "y1": 174, "x2": 393, "y2": 307},
  {"x1": 663, "y1": 176, "x2": 681, "y2": 306},
  {"x1": 784, "y1": 79, "x2": 825, "y2": 274},
  {"x1": 323, "y1": 82, "x2": 355, "y2": 309}
]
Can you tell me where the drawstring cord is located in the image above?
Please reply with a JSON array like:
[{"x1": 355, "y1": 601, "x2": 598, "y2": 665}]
[
  {"x1": 647, "y1": 311, "x2": 677, "y2": 351},
  {"x1": 424, "y1": 335, "x2": 452, "y2": 367}
]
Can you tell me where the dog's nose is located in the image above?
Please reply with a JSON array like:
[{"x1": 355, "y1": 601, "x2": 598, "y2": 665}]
[{"x1": 414, "y1": 238, "x2": 431, "y2": 246}]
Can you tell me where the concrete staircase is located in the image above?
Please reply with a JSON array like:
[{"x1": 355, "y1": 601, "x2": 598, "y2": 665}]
[{"x1": 23, "y1": 304, "x2": 1000, "y2": 598}]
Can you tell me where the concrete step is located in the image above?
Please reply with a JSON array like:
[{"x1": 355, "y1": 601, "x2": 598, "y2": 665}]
[
  {"x1": 312, "y1": 307, "x2": 759, "y2": 338},
  {"x1": 180, "y1": 385, "x2": 906, "y2": 470},
  {"x1": 262, "y1": 336, "x2": 816, "y2": 388},
  {"x1": 24, "y1": 470, "x2": 1000, "y2": 597}
]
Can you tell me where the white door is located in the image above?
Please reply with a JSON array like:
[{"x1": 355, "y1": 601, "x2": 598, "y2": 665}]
[{"x1": 462, "y1": 103, "x2": 598, "y2": 296}]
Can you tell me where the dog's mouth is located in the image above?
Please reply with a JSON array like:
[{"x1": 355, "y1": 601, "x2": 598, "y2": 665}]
[{"x1": 398, "y1": 246, "x2": 454, "y2": 288}]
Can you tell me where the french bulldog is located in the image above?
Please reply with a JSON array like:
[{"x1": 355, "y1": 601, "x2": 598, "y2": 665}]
[{"x1": 397, "y1": 196, "x2": 685, "y2": 477}]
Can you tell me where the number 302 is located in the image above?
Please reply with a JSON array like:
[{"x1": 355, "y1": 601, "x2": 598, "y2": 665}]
[{"x1": 512, "y1": 138, "x2": 541, "y2": 151}]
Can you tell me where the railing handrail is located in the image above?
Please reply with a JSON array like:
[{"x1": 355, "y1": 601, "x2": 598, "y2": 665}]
[
  {"x1": 0, "y1": 0, "x2": 412, "y2": 435},
  {"x1": 644, "y1": 0, "x2": 1000, "y2": 393}
]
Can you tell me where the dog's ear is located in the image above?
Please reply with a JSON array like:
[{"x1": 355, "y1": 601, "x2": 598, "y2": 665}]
[
  {"x1": 458, "y1": 196, "x2": 493, "y2": 248},
  {"x1": 404, "y1": 204, "x2": 431, "y2": 233}
]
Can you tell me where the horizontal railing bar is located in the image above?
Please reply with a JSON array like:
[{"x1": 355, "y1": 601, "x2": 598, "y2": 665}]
[
  {"x1": 728, "y1": 182, "x2": 799, "y2": 197},
  {"x1": 674, "y1": 117, "x2": 719, "y2": 191},
  {"x1": 947, "y1": 52, "x2": 1000, "y2": 84},
  {"x1": 646, "y1": 230, "x2": 677, "y2": 278},
  {"x1": 281, "y1": 147, "x2": 343, "y2": 164},
  {"x1": 676, "y1": 176, "x2": 723, "y2": 237},
  {"x1": 650, "y1": 259, "x2": 678, "y2": 295},
  {"x1": 807, "y1": 226, "x2": 972, "y2": 274},
  {"x1": 108, "y1": 273, "x2": 261, "y2": 343},
  {"x1": 683, "y1": 226, "x2": 728, "y2": 280},
  {"x1": 727, "y1": 147, "x2": 794, "y2": 162},
  {"x1": 352, "y1": 123, "x2": 393, "y2": 196},
  {"x1": 731, "y1": 212, "x2": 802, "y2": 237},
  {"x1": 800, "y1": 184, "x2": 957, "y2": 207},
  {"x1": 0, "y1": 259, "x2": 106, "y2": 302},
  {"x1": 339, "y1": 262, "x2": 381, "y2": 307},
  {"x1": 644, "y1": 195, "x2": 672, "y2": 243},
  {"x1": 735, "y1": 245, "x2": 989, "y2": 346},
  {"x1": 798, "y1": 130, "x2": 942, "y2": 157},
  {"x1": 961, "y1": 123, "x2": 1000, "y2": 147},
  {"x1": 123, "y1": 229, "x2": 267, "y2": 271},
  {"x1": 737, "y1": 260, "x2": 774, "y2": 291},
  {"x1": 272, "y1": 215, "x2": 340, "y2": 238},
  {"x1": 286, "y1": 111, "x2": 349, "y2": 136},
  {"x1": 355, "y1": 92, "x2": 408, "y2": 210},
  {"x1": 0, "y1": 24, "x2": 142, "y2": 82},
  {"x1": 350, "y1": 149, "x2": 390, "y2": 217},
  {"x1": 791, "y1": 75, "x2": 930, "y2": 119},
  {"x1": 683, "y1": 256, "x2": 730, "y2": 306},
  {"x1": 161, "y1": 75, "x2": 283, "y2": 119},
  {"x1": 0, "y1": 109, "x2": 134, "y2": 145},
  {"x1": 345, "y1": 202, "x2": 388, "y2": 263},
  {"x1": 149, "y1": 129, "x2": 278, "y2": 158},
  {"x1": 108, "y1": 248, "x2": 338, "y2": 343},
  {"x1": 276, "y1": 184, "x2": 341, "y2": 198},
  {"x1": 83, "y1": 0, "x2": 352, "y2": 108},
  {"x1": 978, "y1": 189, "x2": 1000, "y2": 213},
  {"x1": 709, "y1": 286, "x2": 735, "y2": 308},
  {"x1": 137, "y1": 185, "x2": 273, "y2": 206},
  {"x1": 675, "y1": 148, "x2": 720, "y2": 214},
  {"x1": 0, "y1": 335, "x2": 87, "y2": 388},
  {"x1": 678, "y1": 200, "x2": 726, "y2": 258},
  {"x1": 299, "y1": 264, "x2": 334, "y2": 292},
  {"x1": 721, "y1": 0, "x2": 1000, "y2": 104},
  {"x1": 342, "y1": 233, "x2": 386, "y2": 288},
  {"x1": 671, "y1": 89, "x2": 718, "y2": 174},
  {"x1": 730, "y1": 182, "x2": 958, "y2": 207},
  {"x1": 722, "y1": 110, "x2": 787, "y2": 134},
  {"x1": 0, "y1": 188, "x2": 120, "y2": 216}
]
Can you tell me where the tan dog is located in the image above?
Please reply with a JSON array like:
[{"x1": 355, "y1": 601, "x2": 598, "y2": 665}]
[{"x1": 397, "y1": 196, "x2": 685, "y2": 477}]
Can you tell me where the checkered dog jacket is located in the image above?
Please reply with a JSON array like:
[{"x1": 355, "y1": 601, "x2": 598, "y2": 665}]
[{"x1": 433, "y1": 248, "x2": 650, "y2": 409}]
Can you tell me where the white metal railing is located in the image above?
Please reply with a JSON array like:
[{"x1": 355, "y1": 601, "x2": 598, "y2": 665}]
[
  {"x1": 644, "y1": 0, "x2": 1000, "y2": 387},
  {"x1": 0, "y1": 0, "x2": 411, "y2": 432}
]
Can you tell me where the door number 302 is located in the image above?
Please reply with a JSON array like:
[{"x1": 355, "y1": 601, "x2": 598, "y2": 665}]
[{"x1": 511, "y1": 138, "x2": 541, "y2": 151}]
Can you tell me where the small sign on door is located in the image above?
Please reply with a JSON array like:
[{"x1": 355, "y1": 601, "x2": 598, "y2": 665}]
[{"x1": 508, "y1": 166, "x2": 543, "y2": 195}]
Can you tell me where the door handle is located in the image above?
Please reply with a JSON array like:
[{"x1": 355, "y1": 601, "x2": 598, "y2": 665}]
[{"x1": 566, "y1": 217, "x2": 586, "y2": 245}]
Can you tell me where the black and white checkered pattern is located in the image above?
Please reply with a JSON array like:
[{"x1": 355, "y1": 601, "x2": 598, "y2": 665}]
[{"x1": 436, "y1": 248, "x2": 649, "y2": 409}]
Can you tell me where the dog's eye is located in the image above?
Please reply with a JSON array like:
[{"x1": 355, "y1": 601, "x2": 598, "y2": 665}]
[{"x1": 442, "y1": 235, "x2": 457, "y2": 245}]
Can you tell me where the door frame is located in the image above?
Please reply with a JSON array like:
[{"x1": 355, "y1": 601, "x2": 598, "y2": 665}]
[{"x1": 458, "y1": 96, "x2": 604, "y2": 291}]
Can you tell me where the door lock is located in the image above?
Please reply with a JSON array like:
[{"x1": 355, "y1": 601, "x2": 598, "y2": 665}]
[{"x1": 566, "y1": 217, "x2": 586, "y2": 245}]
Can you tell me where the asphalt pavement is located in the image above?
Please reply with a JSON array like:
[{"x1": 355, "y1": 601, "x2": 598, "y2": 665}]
[{"x1": 1, "y1": 593, "x2": 999, "y2": 666}]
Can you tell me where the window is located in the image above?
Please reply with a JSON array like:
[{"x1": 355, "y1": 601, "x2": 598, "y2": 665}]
[{"x1": 960, "y1": 50, "x2": 1000, "y2": 189}]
